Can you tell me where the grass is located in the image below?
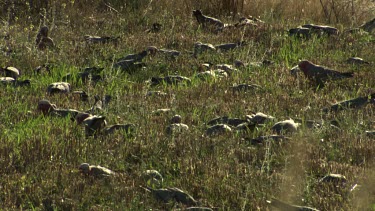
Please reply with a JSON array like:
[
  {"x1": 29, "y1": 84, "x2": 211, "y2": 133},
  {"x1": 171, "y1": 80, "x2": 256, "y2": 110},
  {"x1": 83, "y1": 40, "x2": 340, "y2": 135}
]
[{"x1": 0, "y1": 0, "x2": 375, "y2": 210}]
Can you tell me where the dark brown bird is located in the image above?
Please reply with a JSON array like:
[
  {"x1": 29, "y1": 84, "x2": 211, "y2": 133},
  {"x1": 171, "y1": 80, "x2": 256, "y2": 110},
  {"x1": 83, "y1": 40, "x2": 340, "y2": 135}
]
[
  {"x1": 36, "y1": 26, "x2": 55, "y2": 50},
  {"x1": 298, "y1": 60, "x2": 354, "y2": 85}
]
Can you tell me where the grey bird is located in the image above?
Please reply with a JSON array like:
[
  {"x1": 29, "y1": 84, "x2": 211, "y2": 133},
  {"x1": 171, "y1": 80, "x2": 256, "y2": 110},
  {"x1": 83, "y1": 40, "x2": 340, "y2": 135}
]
[
  {"x1": 103, "y1": 124, "x2": 136, "y2": 135},
  {"x1": 113, "y1": 59, "x2": 146, "y2": 72},
  {"x1": 234, "y1": 16, "x2": 262, "y2": 28},
  {"x1": 185, "y1": 207, "x2": 213, "y2": 211},
  {"x1": 289, "y1": 27, "x2": 312, "y2": 38},
  {"x1": 247, "y1": 112, "x2": 275, "y2": 124},
  {"x1": 146, "y1": 46, "x2": 181, "y2": 59},
  {"x1": 207, "y1": 116, "x2": 249, "y2": 127},
  {"x1": 323, "y1": 93, "x2": 375, "y2": 113},
  {"x1": 84, "y1": 35, "x2": 119, "y2": 44},
  {"x1": 192, "y1": 9, "x2": 224, "y2": 29},
  {"x1": 215, "y1": 41, "x2": 246, "y2": 51},
  {"x1": 359, "y1": 17, "x2": 375, "y2": 33},
  {"x1": 47, "y1": 82, "x2": 71, "y2": 94},
  {"x1": 0, "y1": 77, "x2": 30, "y2": 86},
  {"x1": 206, "y1": 124, "x2": 232, "y2": 136},
  {"x1": 194, "y1": 42, "x2": 216, "y2": 56},
  {"x1": 79, "y1": 163, "x2": 115, "y2": 178},
  {"x1": 143, "y1": 186, "x2": 198, "y2": 206},
  {"x1": 83, "y1": 115, "x2": 107, "y2": 137},
  {"x1": 150, "y1": 75, "x2": 191, "y2": 86},
  {"x1": 267, "y1": 198, "x2": 320, "y2": 211},
  {"x1": 145, "y1": 23, "x2": 162, "y2": 33},
  {"x1": 0, "y1": 66, "x2": 20, "y2": 79},
  {"x1": 231, "y1": 84, "x2": 262, "y2": 92},
  {"x1": 271, "y1": 119, "x2": 300, "y2": 135},
  {"x1": 366, "y1": 131, "x2": 375, "y2": 137},
  {"x1": 346, "y1": 57, "x2": 370, "y2": 65},
  {"x1": 301, "y1": 24, "x2": 339, "y2": 36},
  {"x1": 166, "y1": 115, "x2": 189, "y2": 135},
  {"x1": 142, "y1": 170, "x2": 163, "y2": 188},
  {"x1": 319, "y1": 173, "x2": 347, "y2": 184},
  {"x1": 248, "y1": 135, "x2": 290, "y2": 145},
  {"x1": 117, "y1": 50, "x2": 148, "y2": 63}
]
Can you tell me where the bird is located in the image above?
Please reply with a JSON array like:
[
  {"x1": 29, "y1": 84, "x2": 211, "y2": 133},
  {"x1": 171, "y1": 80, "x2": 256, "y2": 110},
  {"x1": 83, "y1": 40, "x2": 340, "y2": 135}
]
[
  {"x1": 0, "y1": 77, "x2": 30, "y2": 86},
  {"x1": 79, "y1": 163, "x2": 115, "y2": 178},
  {"x1": 298, "y1": 60, "x2": 354, "y2": 86},
  {"x1": 271, "y1": 119, "x2": 300, "y2": 135},
  {"x1": 267, "y1": 198, "x2": 320, "y2": 211},
  {"x1": 206, "y1": 124, "x2": 232, "y2": 136},
  {"x1": 146, "y1": 46, "x2": 181, "y2": 59},
  {"x1": 37, "y1": 99, "x2": 83, "y2": 118},
  {"x1": 192, "y1": 9, "x2": 224, "y2": 29},
  {"x1": 359, "y1": 17, "x2": 375, "y2": 33},
  {"x1": 323, "y1": 93, "x2": 375, "y2": 112},
  {"x1": 301, "y1": 24, "x2": 339, "y2": 36},
  {"x1": 84, "y1": 35, "x2": 119, "y2": 44},
  {"x1": 142, "y1": 170, "x2": 164, "y2": 188},
  {"x1": 103, "y1": 124, "x2": 136, "y2": 135},
  {"x1": 47, "y1": 82, "x2": 71, "y2": 94},
  {"x1": 145, "y1": 22, "x2": 162, "y2": 33},
  {"x1": 142, "y1": 186, "x2": 198, "y2": 206},
  {"x1": 37, "y1": 99, "x2": 57, "y2": 115},
  {"x1": 248, "y1": 135, "x2": 290, "y2": 145},
  {"x1": 113, "y1": 59, "x2": 146, "y2": 72},
  {"x1": 346, "y1": 57, "x2": 370, "y2": 65},
  {"x1": 215, "y1": 41, "x2": 246, "y2": 51},
  {"x1": 234, "y1": 17, "x2": 261, "y2": 28},
  {"x1": 166, "y1": 115, "x2": 189, "y2": 135},
  {"x1": 74, "y1": 112, "x2": 92, "y2": 125},
  {"x1": 150, "y1": 75, "x2": 191, "y2": 86},
  {"x1": 246, "y1": 112, "x2": 275, "y2": 124},
  {"x1": 36, "y1": 26, "x2": 55, "y2": 50},
  {"x1": 116, "y1": 50, "x2": 149, "y2": 63},
  {"x1": 319, "y1": 173, "x2": 347, "y2": 184},
  {"x1": 207, "y1": 116, "x2": 248, "y2": 127},
  {"x1": 289, "y1": 27, "x2": 312, "y2": 38},
  {"x1": 0, "y1": 66, "x2": 20, "y2": 79},
  {"x1": 194, "y1": 42, "x2": 216, "y2": 56},
  {"x1": 83, "y1": 115, "x2": 107, "y2": 137}
]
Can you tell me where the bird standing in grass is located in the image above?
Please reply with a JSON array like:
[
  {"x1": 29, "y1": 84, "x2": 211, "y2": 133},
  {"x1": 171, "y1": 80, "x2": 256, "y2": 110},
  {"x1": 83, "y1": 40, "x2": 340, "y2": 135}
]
[
  {"x1": 298, "y1": 60, "x2": 354, "y2": 86},
  {"x1": 36, "y1": 26, "x2": 55, "y2": 50},
  {"x1": 192, "y1": 10, "x2": 224, "y2": 29},
  {"x1": 79, "y1": 163, "x2": 115, "y2": 178}
]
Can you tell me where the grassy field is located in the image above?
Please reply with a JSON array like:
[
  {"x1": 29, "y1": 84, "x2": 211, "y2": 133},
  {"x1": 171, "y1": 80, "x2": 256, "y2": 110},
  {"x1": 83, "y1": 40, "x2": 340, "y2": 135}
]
[{"x1": 0, "y1": 0, "x2": 375, "y2": 210}]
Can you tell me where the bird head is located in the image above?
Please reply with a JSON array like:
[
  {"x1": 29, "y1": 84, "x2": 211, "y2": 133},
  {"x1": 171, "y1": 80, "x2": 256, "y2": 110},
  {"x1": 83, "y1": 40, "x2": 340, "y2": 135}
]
[
  {"x1": 78, "y1": 163, "x2": 91, "y2": 174},
  {"x1": 37, "y1": 99, "x2": 57, "y2": 114},
  {"x1": 298, "y1": 60, "x2": 312, "y2": 72}
]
